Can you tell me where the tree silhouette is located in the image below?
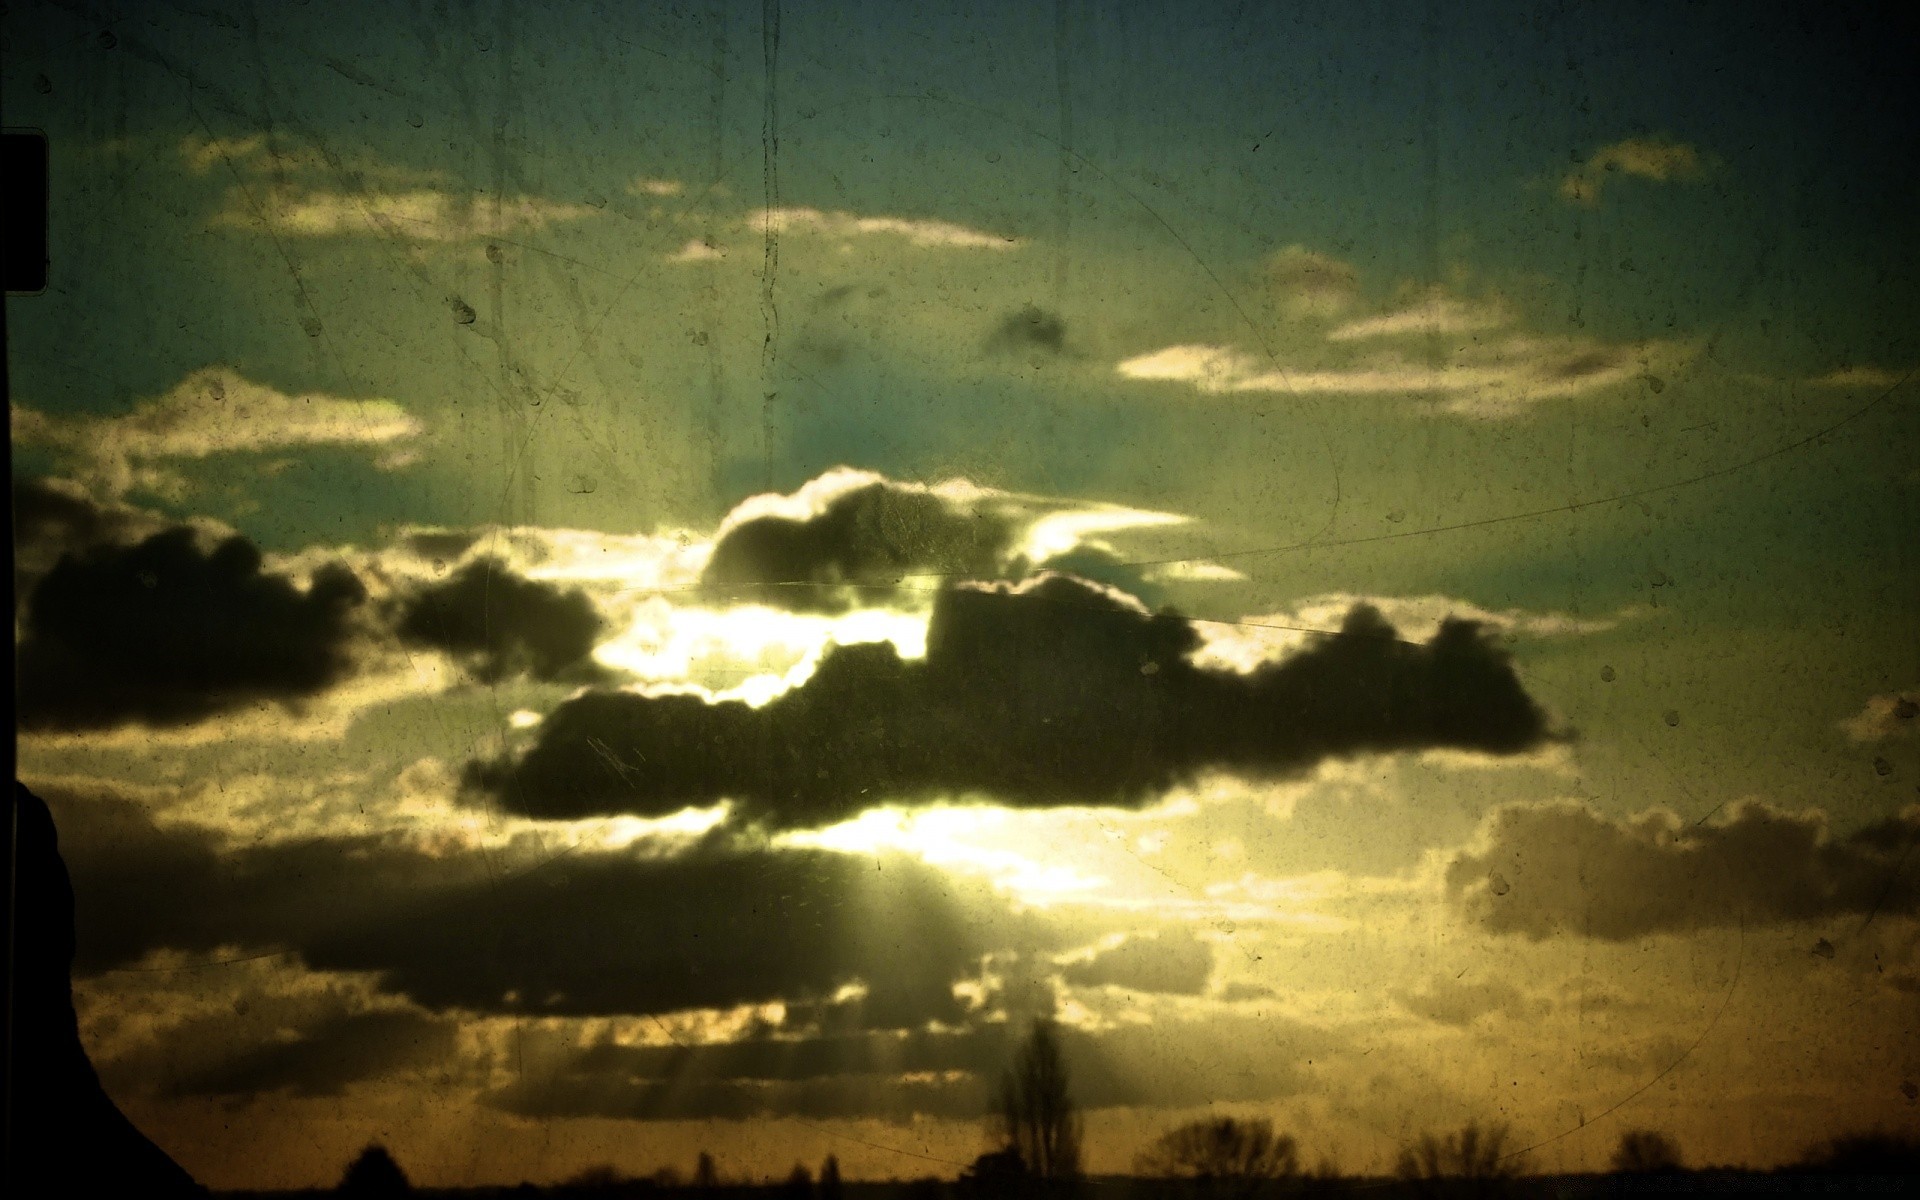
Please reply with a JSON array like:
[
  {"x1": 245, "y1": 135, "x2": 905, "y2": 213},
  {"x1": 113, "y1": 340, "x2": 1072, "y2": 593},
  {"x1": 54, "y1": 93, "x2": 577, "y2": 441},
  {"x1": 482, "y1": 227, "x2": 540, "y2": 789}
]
[
  {"x1": 995, "y1": 1016, "x2": 1084, "y2": 1183},
  {"x1": 1611, "y1": 1130, "x2": 1683, "y2": 1174},
  {"x1": 1394, "y1": 1122, "x2": 1523, "y2": 1199},
  {"x1": 693, "y1": 1151, "x2": 719, "y2": 1188},
  {"x1": 1135, "y1": 1116, "x2": 1300, "y2": 1198},
  {"x1": 819, "y1": 1154, "x2": 844, "y2": 1200},
  {"x1": 782, "y1": 1162, "x2": 814, "y2": 1196},
  {"x1": 338, "y1": 1143, "x2": 410, "y2": 1196}
]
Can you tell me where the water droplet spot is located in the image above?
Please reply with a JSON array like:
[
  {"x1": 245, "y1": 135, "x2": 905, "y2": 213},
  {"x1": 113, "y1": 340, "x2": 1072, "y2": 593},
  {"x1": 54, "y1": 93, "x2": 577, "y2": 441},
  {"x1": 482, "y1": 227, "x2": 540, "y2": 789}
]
[
  {"x1": 1600, "y1": 666, "x2": 1616, "y2": 683},
  {"x1": 1663, "y1": 710, "x2": 1680, "y2": 727}
]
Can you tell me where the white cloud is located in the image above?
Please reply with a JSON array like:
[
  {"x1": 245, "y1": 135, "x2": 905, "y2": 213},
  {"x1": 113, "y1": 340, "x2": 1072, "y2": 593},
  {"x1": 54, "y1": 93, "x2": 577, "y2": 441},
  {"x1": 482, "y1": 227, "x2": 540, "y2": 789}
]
[
  {"x1": 1558, "y1": 137, "x2": 1708, "y2": 206},
  {"x1": 744, "y1": 206, "x2": 1022, "y2": 250},
  {"x1": 628, "y1": 176, "x2": 685, "y2": 197},
  {"x1": 14, "y1": 367, "x2": 424, "y2": 498},
  {"x1": 1839, "y1": 687, "x2": 1920, "y2": 744}
]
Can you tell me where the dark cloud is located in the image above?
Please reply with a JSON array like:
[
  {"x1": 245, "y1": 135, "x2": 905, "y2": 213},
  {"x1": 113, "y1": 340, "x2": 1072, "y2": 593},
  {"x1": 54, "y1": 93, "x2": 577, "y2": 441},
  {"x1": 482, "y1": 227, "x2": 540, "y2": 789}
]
[
  {"x1": 47, "y1": 784, "x2": 1032, "y2": 1029},
  {"x1": 1449, "y1": 801, "x2": 1920, "y2": 939},
  {"x1": 11, "y1": 475, "x2": 166, "y2": 598},
  {"x1": 472, "y1": 575, "x2": 1551, "y2": 829},
  {"x1": 986, "y1": 305, "x2": 1069, "y2": 357},
  {"x1": 1061, "y1": 931, "x2": 1212, "y2": 995},
  {"x1": 16, "y1": 528, "x2": 366, "y2": 731},
  {"x1": 394, "y1": 557, "x2": 604, "y2": 682},
  {"x1": 493, "y1": 1009, "x2": 1341, "y2": 1122},
  {"x1": 165, "y1": 1010, "x2": 456, "y2": 1099},
  {"x1": 699, "y1": 481, "x2": 1012, "y2": 611}
]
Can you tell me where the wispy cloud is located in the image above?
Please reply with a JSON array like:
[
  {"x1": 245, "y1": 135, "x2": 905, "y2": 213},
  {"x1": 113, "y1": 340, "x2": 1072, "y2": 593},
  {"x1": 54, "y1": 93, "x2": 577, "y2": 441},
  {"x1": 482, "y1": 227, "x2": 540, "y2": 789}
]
[
  {"x1": 14, "y1": 367, "x2": 423, "y2": 498},
  {"x1": 1558, "y1": 137, "x2": 1708, "y2": 206},
  {"x1": 1326, "y1": 289, "x2": 1510, "y2": 341},
  {"x1": 744, "y1": 206, "x2": 1022, "y2": 250},
  {"x1": 217, "y1": 186, "x2": 600, "y2": 242},
  {"x1": 1116, "y1": 335, "x2": 1676, "y2": 417}
]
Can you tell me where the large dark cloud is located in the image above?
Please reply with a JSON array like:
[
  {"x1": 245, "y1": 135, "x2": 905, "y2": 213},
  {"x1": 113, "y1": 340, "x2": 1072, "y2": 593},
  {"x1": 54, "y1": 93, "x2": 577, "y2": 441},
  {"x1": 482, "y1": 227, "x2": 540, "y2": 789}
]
[
  {"x1": 47, "y1": 784, "x2": 1030, "y2": 1029},
  {"x1": 1449, "y1": 801, "x2": 1920, "y2": 939},
  {"x1": 699, "y1": 481, "x2": 1012, "y2": 611},
  {"x1": 471, "y1": 575, "x2": 1552, "y2": 829},
  {"x1": 394, "y1": 557, "x2": 604, "y2": 682},
  {"x1": 16, "y1": 527, "x2": 366, "y2": 731}
]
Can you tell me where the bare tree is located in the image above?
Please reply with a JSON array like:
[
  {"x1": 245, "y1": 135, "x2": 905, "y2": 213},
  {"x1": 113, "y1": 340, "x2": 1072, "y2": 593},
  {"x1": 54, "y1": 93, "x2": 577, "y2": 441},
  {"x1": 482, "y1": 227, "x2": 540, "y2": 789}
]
[
  {"x1": 1395, "y1": 1122, "x2": 1524, "y2": 1199},
  {"x1": 1134, "y1": 1116, "x2": 1299, "y2": 1198},
  {"x1": 1611, "y1": 1130, "x2": 1683, "y2": 1174},
  {"x1": 996, "y1": 1016, "x2": 1084, "y2": 1182}
]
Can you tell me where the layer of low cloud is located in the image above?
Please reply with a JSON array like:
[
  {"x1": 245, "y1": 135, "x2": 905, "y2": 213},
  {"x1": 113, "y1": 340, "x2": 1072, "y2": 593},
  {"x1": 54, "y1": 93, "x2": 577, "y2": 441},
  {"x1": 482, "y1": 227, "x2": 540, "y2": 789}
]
[
  {"x1": 14, "y1": 367, "x2": 422, "y2": 498},
  {"x1": 47, "y1": 782, "x2": 1030, "y2": 1030},
  {"x1": 1060, "y1": 930, "x2": 1213, "y2": 995},
  {"x1": 16, "y1": 528, "x2": 367, "y2": 731},
  {"x1": 1449, "y1": 800, "x2": 1920, "y2": 939},
  {"x1": 1558, "y1": 137, "x2": 1708, "y2": 206},
  {"x1": 471, "y1": 575, "x2": 1551, "y2": 829}
]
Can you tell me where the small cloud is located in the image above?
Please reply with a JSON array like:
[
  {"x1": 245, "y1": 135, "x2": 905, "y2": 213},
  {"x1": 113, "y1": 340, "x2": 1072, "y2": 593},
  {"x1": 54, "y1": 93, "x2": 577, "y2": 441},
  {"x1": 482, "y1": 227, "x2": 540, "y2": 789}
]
[
  {"x1": 629, "y1": 176, "x2": 684, "y2": 197},
  {"x1": 1266, "y1": 245, "x2": 1360, "y2": 318},
  {"x1": 1558, "y1": 137, "x2": 1709, "y2": 206},
  {"x1": 986, "y1": 305, "x2": 1070, "y2": 357},
  {"x1": 1840, "y1": 687, "x2": 1920, "y2": 744},
  {"x1": 745, "y1": 207, "x2": 1021, "y2": 250},
  {"x1": 14, "y1": 367, "x2": 423, "y2": 498},
  {"x1": 667, "y1": 237, "x2": 726, "y2": 262}
]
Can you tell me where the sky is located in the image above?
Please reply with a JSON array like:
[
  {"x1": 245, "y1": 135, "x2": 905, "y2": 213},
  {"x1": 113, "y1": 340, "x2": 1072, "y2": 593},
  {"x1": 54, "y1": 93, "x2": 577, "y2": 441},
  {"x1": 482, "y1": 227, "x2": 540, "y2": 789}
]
[{"x1": 6, "y1": 0, "x2": 1918, "y2": 1188}]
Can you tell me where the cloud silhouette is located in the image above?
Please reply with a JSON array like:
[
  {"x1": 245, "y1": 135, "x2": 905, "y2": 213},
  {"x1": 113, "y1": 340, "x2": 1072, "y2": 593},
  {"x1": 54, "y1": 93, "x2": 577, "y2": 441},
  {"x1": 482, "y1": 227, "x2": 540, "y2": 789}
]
[
  {"x1": 700, "y1": 479, "x2": 1012, "y2": 611},
  {"x1": 471, "y1": 574, "x2": 1552, "y2": 829},
  {"x1": 394, "y1": 557, "x2": 604, "y2": 682},
  {"x1": 1449, "y1": 800, "x2": 1920, "y2": 939},
  {"x1": 16, "y1": 528, "x2": 366, "y2": 731}
]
